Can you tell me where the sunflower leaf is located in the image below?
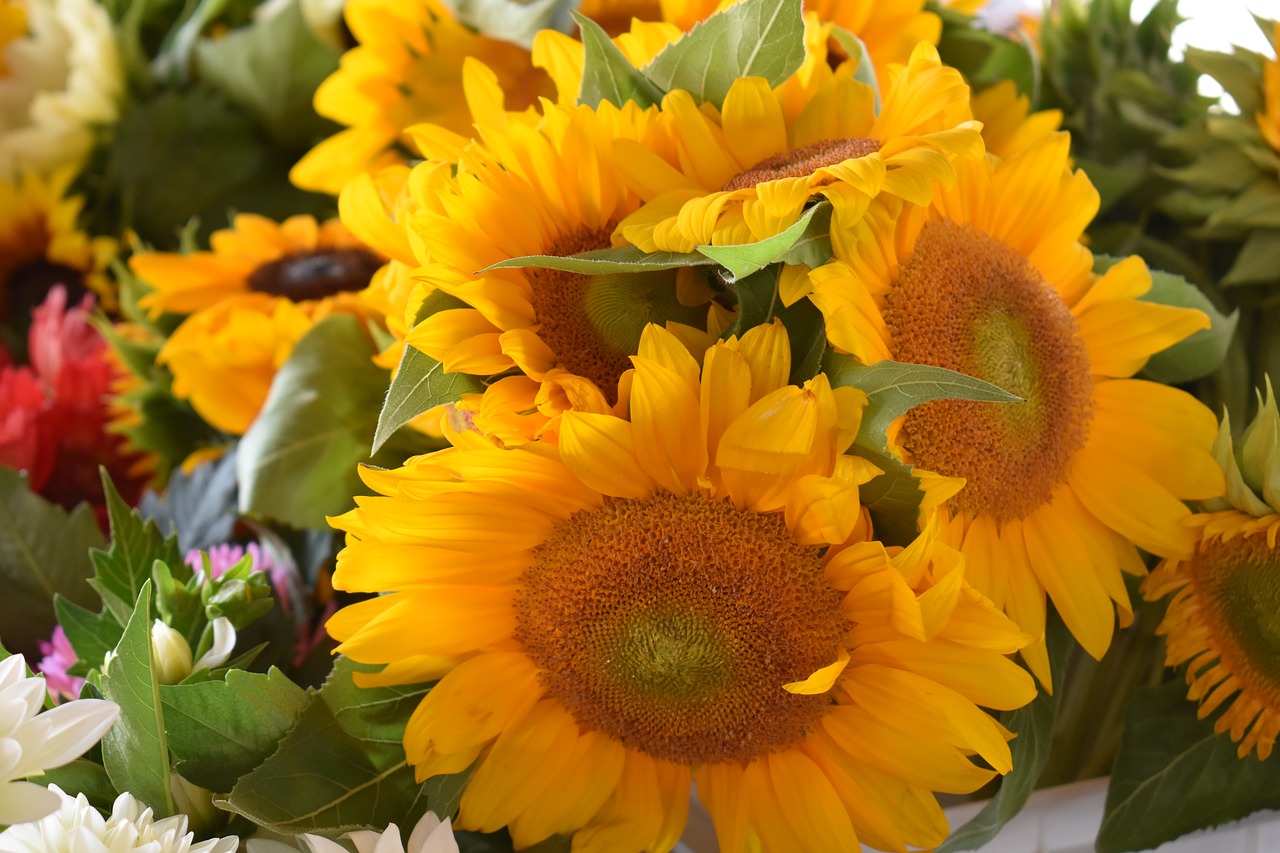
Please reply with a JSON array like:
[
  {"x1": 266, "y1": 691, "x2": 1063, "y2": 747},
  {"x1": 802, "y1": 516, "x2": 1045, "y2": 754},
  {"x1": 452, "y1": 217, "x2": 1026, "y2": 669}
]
[
  {"x1": 937, "y1": 614, "x2": 1074, "y2": 852},
  {"x1": 695, "y1": 203, "x2": 828, "y2": 281},
  {"x1": 574, "y1": 11, "x2": 664, "y2": 109},
  {"x1": 1096, "y1": 680, "x2": 1280, "y2": 853},
  {"x1": 99, "y1": 579, "x2": 175, "y2": 817},
  {"x1": 0, "y1": 468, "x2": 103, "y2": 661},
  {"x1": 640, "y1": 0, "x2": 805, "y2": 109},
  {"x1": 219, "y1": 657, "x2": 469, "y2": 835},
  {"x1": 824, "y1": 353, "x2": 1022, "y2": 453},
  {"x1": 844, "y1": 445, "x2": 924, "y2": 549},
  {"x1": 483, "y1": 245, "x2": 716, "y2": 275},
  {"x1": 828, "y1": 28, "x2": 880, "y2": 113}
]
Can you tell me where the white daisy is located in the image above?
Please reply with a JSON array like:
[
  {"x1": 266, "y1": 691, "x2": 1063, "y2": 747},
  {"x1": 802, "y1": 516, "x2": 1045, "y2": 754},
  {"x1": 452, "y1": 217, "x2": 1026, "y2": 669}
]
[
  {"x1": 0, "y1": 654, "x2": 119, "y2": 825},
  {"x1": 245, "y1": 812, "x2": 458, "y2": 853}
]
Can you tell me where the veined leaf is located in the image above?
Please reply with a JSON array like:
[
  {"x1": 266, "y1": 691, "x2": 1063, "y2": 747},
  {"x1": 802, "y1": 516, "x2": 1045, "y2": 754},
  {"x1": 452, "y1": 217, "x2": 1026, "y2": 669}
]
[
  {"x1": 641, "y1": 0, "x2": 805, "y2": 109},
  {"x1": 825, "y1": 353, "x2": 1022, "y2": 452},
  {"x1": 220, "y1": 657, "x2": 469, "y2": 835},
  {"x1": 574, "y1": 11, "x2": 663, "y2": 109},
  {"x1": 99, "y1": 580, "x2": 174, "y2": 817},
  {"x1": 695, "y1": 203, "x2": 828, "y2": 281},
  {"x1": 482, "y1": 245, "x2": 715, "y2": 275},
  {"x1": 89, "y1": 473, "x2": 185, "y2": 627},
  {"x1": 846, "y1": 445, "x2": 924, "y2": 548}
]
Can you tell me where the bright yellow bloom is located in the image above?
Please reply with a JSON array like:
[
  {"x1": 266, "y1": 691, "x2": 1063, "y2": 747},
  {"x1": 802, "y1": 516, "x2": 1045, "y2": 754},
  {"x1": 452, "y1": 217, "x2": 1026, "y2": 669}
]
[
  {"x1": 0, "y1": 167, "x2": 115, "y2": 325},
  {"x1": 614, "y1": 41, "x2": 983, "y2": 253},
  {"x1": 400, "y1": 100, "x2": 714, "y2": 444},
  {"x1": 804, "y1": 134, "x2": 1224, "y2": 683},
  {"x1": 1258, "y1": 23, "x2": 1280, "y2": 154},
  {"x1": 130, "y1": 214, "x2": 383, "y2": 435},
  {"x1": 328, "y1": 322, "x2": 1037, "y2": 853},
  {"x1": 970, "y1": 80, "x2": 1063, "y2": 161},
  {"x1": 291, "y1": 0, "x2": 553, "y2": 195}
]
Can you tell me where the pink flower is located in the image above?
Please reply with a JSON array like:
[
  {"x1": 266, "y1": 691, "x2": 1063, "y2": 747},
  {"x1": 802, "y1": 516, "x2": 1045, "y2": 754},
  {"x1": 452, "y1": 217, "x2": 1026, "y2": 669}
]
[{"x1": 37, "y1": 626, "x2": 84, "y2": 703}]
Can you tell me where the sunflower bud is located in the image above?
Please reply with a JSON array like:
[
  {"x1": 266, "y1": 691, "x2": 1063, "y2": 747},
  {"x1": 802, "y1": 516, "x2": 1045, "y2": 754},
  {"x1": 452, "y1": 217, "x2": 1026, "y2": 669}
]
[{"x1": 1209, "y1": 377, "x2": 1280, "y2": 518}]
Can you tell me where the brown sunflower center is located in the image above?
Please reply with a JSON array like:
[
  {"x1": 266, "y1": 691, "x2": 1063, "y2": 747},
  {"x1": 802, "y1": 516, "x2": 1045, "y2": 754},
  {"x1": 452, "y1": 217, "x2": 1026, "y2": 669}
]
[
  {"x1": 248, "y1": 249, "x2": 381, "y2": 303},
  {"x1": 884, "y1": 220, "x2": 1093, "y2": 522},
  {"x1": 516, "y1": 490, "x2": 847, "y2": 765},
  {"x1": 2, "y1": 259, "x2": 87, "y2": 324},
  {"x1": 1190, "y1": 531, "x2": 1280, "y2": 708},
  {"x1": 526, "y1": 227, "x2": 703, "y2": 405},
  {"x1": 721, "y1": 137, "x2": 881, "y2": 192}
]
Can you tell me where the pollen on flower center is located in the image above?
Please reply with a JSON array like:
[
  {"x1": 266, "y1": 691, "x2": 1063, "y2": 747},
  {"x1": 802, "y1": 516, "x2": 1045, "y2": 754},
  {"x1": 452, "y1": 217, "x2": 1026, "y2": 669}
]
[
  {"x1": 1190, "y1": 531, "x2": 1280, "y2": 709},
  {"x1": 884, "y1": 220, "x2": 1093, "y2": 522},
  {"x1": 248, "y1": 249, "x2": 382, "y2": 303},
  {"x1": 721, "y1": 137, "x2": 882, "y2": 192},
  {"x1": 515, "y1": 490, "x2": 848, "y2": 765}
]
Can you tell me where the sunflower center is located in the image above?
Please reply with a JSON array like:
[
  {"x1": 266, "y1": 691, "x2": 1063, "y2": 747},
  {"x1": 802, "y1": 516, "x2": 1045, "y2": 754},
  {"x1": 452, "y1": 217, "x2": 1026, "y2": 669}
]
[
  {"x1": 884, "y1": 220, "x2": 1093, "y2": 522},
  {"x1": 247, "y1": 249, "x2": 382, "y2": 303},
  {"x1": 1191, "y1": 531, "x2": 1280, "y2": 708},
  {"x1": 722, "y1": 137, "x2": 881, "y2": 192},
  {"x1": 2, "y1": 259, "x2": 86, "y2": 324},
  {"x1": 516, "y1": 490, "x2": 848, "y2": 765}
]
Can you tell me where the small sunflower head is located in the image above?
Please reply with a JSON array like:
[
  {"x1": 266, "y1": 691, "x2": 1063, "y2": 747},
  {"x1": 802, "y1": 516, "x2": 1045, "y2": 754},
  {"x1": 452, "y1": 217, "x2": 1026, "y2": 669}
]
[{"x1": 1208, "y1": 377, "x2": 1280, "y2": 517}]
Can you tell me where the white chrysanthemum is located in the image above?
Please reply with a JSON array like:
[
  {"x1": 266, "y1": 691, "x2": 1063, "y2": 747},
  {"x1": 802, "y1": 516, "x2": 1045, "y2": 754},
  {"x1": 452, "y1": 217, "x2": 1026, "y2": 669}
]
[
  {"x1": 245, "y1": 813, "x2": 458, "y2": 853},
  {"x1": 0, "y1": 785, "x2": 240, "y2": 851},
  {"x1": 0, "y1": 654, "x2": 120, "y2": 825},
  {"x1": 0, "y1": 0, "x2": 122, "y2": 178}
]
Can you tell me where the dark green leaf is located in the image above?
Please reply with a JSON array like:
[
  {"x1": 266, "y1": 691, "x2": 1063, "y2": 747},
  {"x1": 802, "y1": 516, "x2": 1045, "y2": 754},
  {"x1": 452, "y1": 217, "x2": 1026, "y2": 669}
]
[
  {"x1": 220, "y1": 657, "x2": 470, "y2": 835},
  {"x1": 138, "y1": 446, "x2": 239, "y2": 552},
  {"x1": 482, "y1": 245, "x2": 715, "y2": 275},
  {"x1": 54, "y1": 596, "x2": 124, "y2": 674},
  {"x1": 237, "y1": 315, "x2": 403, "y2": 529},
  {"x1": 574, "y1": 11, "x2": 663, "y2": 109},
  {"x1": 99, "y1": 580, "x2": 174, "y2": 816},
  {"x1": 695, "y1": 203, "x2": 828, "y2": 281},
  {"x1": 719, "y1": 265, "x2": 782, "y2": 339},
  {"x1": 89, "y1": 474, "x2": 185, "y2": 627},
  {"x1": 825, "y1": 353, "x2": 1021, "y2": 452},
  {"x1": 780, "y1": 202, "x2": 833, "y2": 269},
  {"x1": 30, "y1": 759, "x2": 119, "y2": 812},
  {"x1": 640, "y1": 0, "x2": 805, "y2": 108},
  {"x1": 938, "y1": 615, "x2": 1074, "y2": 851},
  {"x1": 846, "y1": 445, "x2": 924, "y2": 549},
  {"x1": 0, "y1": 468, "x2": 104, "y2": 660},
  {"x1": 162, "y1": 667, "x2": 310, "y2": 792},
  {"x1": 1223, "y1": 228, "x2": 1280, "y2": 287},
  {"x1": 1097, "y1": 680, "x2": 1280, "y2": 853},
  {"x1": 778, "y1": 298, "x2": 825, "y2": 384},
  {"x1": 193, "y1": 0, "x2": 340, "y2": 148}
]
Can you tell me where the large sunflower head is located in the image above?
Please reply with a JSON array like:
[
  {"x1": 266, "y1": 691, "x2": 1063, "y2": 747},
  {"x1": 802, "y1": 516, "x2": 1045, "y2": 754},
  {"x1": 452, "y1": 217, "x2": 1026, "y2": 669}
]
[
  {"x1": 1258, "y1": 22, "x2": 1280, "y2": 155},
  {"x1": 0, "y1": 167, "x2": 115, "y2": 346},
  {"x1": 614, "y1": 40, "x2": 983, "y2": 253},
  {"x1": 1145, "y1": 381, "x2": 1280, "y2": 759},
  {"x1": 803, "y1": 134, "x2": 1224, "y2": 682},
  {"x1": 969, "y1": 80, "x2": 1064, "y2": 162},
  {"x1": 290, "y1": 0, "x2": 554, "y2": 195},
  {"x1": 328, "y1": 322, "x2": 1037, "y2": 852},
  {"x1": 400, "y1": 99, "x2": 718, "y2": 444},
  {"x1": 129, "y1": 214, "x2": 384, "y2": 435}
]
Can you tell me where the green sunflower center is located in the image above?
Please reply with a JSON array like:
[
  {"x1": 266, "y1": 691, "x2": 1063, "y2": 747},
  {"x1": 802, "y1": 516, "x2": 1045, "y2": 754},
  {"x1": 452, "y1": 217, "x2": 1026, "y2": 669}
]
[
  {"x1": 1191, "y1": 531, "x2": 1280, "y2": 707},
  {"x1": 248, "y1": 249, "x2": 382, "y2": 303},
  {"x1": 722, "y1": 137, "x2": 881, "y2": 192},
  {"x1": 527, "y1": 227, "x2": 704, "y2": 405},
  {"x1": 516, "y1": 490, "x2": 847, "y2": 765},
  {"x1": 884, "y1": 220, "x2": 1094, "y2": 522}
]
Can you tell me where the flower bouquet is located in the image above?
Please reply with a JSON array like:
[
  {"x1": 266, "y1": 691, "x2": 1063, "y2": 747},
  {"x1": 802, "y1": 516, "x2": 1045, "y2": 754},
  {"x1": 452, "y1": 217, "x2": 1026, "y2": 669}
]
[{"x1": 0, "y1": 0, "x2": 1276, "y2": 850}]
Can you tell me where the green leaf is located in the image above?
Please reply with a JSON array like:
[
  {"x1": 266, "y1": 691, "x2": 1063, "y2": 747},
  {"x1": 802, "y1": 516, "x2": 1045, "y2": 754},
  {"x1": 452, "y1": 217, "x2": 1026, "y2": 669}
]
[
  {"x1": 938, "y1": 615, "x2": 1074, "y2": 852},
  {"x1": 193, "y1": 0, "x2": 340, "y2": 148},
  {"x1": 824, "y1": 353, "x2": 1022, "y2": 452},
  {"x1": 238, "y1": 315, "x2": 414, "y2": 529},
  {"x1": 482, "y1": 245, "x2": 715, "y2": 275},
  {"x1": 374, "y1": 292, "x2": 482, "y2": 454},
  {"x1": 718, "y1": 265, "x2": 783, "y2": 339},
  {"x1": 99, "y1": 579, "x2": 174, "y2": 817},
  {"x1": 30, "y1": 759, "x2": 119, "y2": 812},
  {"x1": 574, "y1": 11, "x2": 663, "y2": 109},
  {"x1": 161, "y1": 667, "x2": 310, "y2": 792},
  {"x1": 1097, "y1": 680, "x2": 1280, "y2": 853},
  {"x1": 640, "y1": 0, "x2": 805, "y2": 108},
  {"x1": 695, "y1": 204, "x2": 828, "y2": 281},
  {"x1": 137, "y1": 446, "x2": 239, "y2": 552},
  {"x1": 220, "y1": 657, "x2": 470, "y2": 835},
  {"x1": 828, "y1": 28, "x2": 881, "y2": 113},
  {"x1": 1223, "y1": 228, "x2": 1280, "y2": 287},
  {"x1": 780, "y1": 201, "x2": 834, "y2": 269},
  {"x1": 54, "y1": 596, "x2": 124, "y2": 674},
  {"x1": 845, "y1": 445, "x2": 923, "y2": 549},
  {"x1": 89, "y1": 473, "x2": 185, "y2": 627},
  {"x1": 442, "y1": 0, "x2": 576, "y2": 50},
  {"x1": 0, "y1": 468, "x2": 104, "y2": 661},
  {"x1": 778, "y1": 298, "x2": 825, "y2": 384}
]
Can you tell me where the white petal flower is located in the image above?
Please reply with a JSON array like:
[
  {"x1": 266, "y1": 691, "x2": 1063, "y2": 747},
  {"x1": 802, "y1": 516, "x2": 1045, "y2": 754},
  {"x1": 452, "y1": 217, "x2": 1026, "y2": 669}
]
[
  {"x1": 193, "y1": 617, "x2": 236, "y2": 674},
  {"x1": 151, "y1": 621, "x2": 195, "y2": 686},
  {"x1": 0, "y1": 0, "x2": 123, "y2": 177},
  {"x1": 246, "y1": 813, "x2": 458, "y2": 853},
  {"x1": 0, "y1": 655, "x2": 119, "y2": 825},
  {"x1": 0, "y1": 785, "x2": 241, "y2": 852}
]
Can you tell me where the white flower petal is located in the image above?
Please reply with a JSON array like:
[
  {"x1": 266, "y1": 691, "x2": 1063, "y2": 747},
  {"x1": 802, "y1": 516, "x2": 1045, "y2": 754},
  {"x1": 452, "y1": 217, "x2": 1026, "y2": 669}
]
[
  {"x1": 0, "y1": 779, "x2": 61, "y2": 825},
  {"x1": 193, "y1": 618, "x2": 236, "y2": 674}
]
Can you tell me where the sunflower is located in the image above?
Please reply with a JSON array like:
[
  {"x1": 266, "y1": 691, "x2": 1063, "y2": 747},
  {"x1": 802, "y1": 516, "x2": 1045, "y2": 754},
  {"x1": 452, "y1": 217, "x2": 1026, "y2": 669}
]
[
  {"x1": 327, "y1": 322, "x2": 1037, "y2": 852},
  {"x1": 970, "y1": 80, "x2": 1063, "y2": 161},
  {"x1": 129, "y1": 214, "x2": 383, "y2": 435},
  {"x1": 399, "y1": 100, "x2": 715, "y2": 444},
  {"x1": 0, "y1": 167, "x2": 114, "y2": 338},
  {"x1": 532, "y1": 18, "x2": 683, "y2": 107},
  {"x1": 1259, "y1": 22, "x2": 1280, "y2": 155},
  {"x1": 290, "y1": 0, "x2": 554, "y2": 195},
  {"x1": 1145, "y1": 383, "x2": 1280, "y2": 759},
  {"x1": 803, "y1": 134, "x2": 1224, "y2": 682},
  {"x1": 614, "y1": 41, "x2": 983, "y2": 253}
]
